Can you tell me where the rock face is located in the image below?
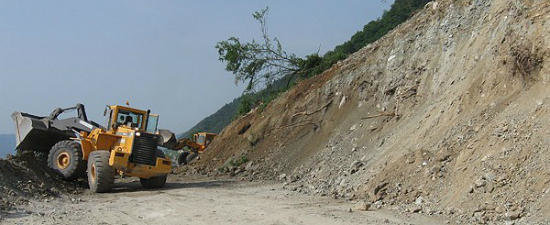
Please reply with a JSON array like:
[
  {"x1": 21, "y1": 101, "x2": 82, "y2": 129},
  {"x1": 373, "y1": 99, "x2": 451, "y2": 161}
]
[{"x1": 193, "y1": 0, "x2": 550, "y2": 223}]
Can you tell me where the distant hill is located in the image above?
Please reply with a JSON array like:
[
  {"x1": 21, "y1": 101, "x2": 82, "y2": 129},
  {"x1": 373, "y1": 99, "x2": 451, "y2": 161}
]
[
  {"x1": 179, "y1": 98, "x2": 241, "y2": 138},
  {"x1": 0, "y1": 134, "x2": 15, "y2": 158},
  {"x1": 180, "y1": 74, "x2": 294, "y2": 138}
]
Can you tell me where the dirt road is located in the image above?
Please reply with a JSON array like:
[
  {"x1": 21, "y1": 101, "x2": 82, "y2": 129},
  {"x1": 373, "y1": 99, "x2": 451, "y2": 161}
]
[{"x1": 2, "y1": 177, "x2": 449, "y2": 225}]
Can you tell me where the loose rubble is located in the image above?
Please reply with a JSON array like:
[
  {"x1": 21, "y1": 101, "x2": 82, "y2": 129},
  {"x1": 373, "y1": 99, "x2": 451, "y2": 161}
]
[{"x1": 0, "y1": 152, "x2": 85, "y2": 212}]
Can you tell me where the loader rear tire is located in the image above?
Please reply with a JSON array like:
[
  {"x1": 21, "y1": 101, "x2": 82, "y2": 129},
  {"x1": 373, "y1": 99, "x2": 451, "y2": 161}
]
[
  {"x1": 87, "y1": 151, "x2": 114, "y2": 193},
  {"x1": 47, "y1": 140, "x2": 86, "y2": 180},
  {"x1": 140, "y1": 175, "x2": 167, "y2": 189}
]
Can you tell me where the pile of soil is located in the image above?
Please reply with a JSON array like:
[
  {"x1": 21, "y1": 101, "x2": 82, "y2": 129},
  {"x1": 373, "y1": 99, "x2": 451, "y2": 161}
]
[
  {"x1": 186, "y1": 0, "x2": 550, "y2": 224},
  {"x1": 0, "y1": 152, "x2": 85, "y2": 211}
]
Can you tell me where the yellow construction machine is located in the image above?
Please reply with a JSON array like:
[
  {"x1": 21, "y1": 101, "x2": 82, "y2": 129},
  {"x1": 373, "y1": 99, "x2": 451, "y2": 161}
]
[
  {"x1": 177, "y1": 132, "x2": 217, "y2": 164},
  {"x1": 12, "y1": 104, "x2": 172, "y2": 193},
  {"x1": 174, "y1": 132, "x2": 217, "y2": 153},
  {"x1": 156, "y1": 131, "x2": 217, "y2": 165}
]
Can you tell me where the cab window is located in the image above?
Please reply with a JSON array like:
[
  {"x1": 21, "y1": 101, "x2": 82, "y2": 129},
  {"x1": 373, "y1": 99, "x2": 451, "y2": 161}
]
[
  {"x1": 197, "y1": 135, "x2": 206, "y2": 145},
  {"x1": 116, "y1": 110, "x2": 143, "y2": 129},
  {"x1": 146, "y1": 114, "x2": 159, "y2": 133}
]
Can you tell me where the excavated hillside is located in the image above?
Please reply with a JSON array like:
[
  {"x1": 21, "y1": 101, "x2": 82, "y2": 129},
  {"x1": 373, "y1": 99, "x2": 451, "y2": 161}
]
[{"x1": 190, "y1": 0, "x2": 549, "y2": 224}]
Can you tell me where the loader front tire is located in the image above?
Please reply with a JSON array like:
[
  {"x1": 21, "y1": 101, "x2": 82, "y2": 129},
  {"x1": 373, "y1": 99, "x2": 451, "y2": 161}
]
[
  {"x1": 87, "y1": 151, "x2": 114, "y2": 193},
  {"x1": 140, "y1": 175, "x2": 167, "y2": 189},
  {"x1": 48, "y1": 140, "x2": 86, "y2": 180}
]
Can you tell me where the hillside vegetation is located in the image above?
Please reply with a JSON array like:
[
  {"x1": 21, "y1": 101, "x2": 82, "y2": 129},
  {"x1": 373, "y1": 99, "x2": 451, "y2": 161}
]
[
  {"x1": 181, "y1": 0, "x2": 431, "y2": 136},
  {"x1": 179, "y1": 98, "x2": 240, "y2": 138}
]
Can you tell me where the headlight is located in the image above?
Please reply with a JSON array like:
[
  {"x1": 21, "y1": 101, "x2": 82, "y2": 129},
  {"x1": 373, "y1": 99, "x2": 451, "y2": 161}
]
[{"x1": 136, "y1": 132, "x2": 141, "y2": 136}]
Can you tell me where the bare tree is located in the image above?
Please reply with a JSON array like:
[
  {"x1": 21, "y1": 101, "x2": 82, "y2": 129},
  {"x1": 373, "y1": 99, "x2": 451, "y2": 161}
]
[{"x1": 216, "y1": 7, "x2": 301, "y2": 93}]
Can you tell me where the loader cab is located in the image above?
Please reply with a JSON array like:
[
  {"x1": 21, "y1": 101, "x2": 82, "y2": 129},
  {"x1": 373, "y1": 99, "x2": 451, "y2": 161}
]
[
  {"x1": 192, "y1": 132, "x2": 217, "y2": 149},
  {"x1": 104, "y1": 105, "x2": 158, "y2": 133}
]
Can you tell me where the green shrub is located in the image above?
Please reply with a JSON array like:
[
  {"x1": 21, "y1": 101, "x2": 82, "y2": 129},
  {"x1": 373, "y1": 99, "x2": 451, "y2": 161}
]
[
  {"x1": 230, "y1": 155, "x2": 249, "y2": 167},
  {"x1": 237, "y1": 94, "x2": 254, "y2": 116}
]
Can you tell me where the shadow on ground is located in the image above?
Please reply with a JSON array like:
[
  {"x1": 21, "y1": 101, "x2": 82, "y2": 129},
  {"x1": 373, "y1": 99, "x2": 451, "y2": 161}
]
[{"x1": 108, "y1": 179, "x2": 236, "y2": 194}]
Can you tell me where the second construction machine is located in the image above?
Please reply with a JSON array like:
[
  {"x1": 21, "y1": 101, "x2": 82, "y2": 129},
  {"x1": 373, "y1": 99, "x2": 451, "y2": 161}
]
[
  {"x1": 157, "y1": 131, "x2": 217, "y2": 165},
  {"x1": 12, "y1": 104, "x2": 173, "y2": 193}
]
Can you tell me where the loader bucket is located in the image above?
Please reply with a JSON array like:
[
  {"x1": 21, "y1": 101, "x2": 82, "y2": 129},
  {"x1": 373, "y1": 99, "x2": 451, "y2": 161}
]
[
  {"x1": 11, "y1": 112, "x2": 72, "y2": 153},
  {"x1": 158, "y1": 129, "x2": 178, "y2": 149}
]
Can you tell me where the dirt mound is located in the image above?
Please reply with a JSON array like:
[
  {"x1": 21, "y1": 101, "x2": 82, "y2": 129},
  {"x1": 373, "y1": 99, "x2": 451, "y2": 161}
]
[
  {"x1": 0, "y1": 152, "x2": 85, "y2": 211},
  {"x1": 186, "y1": 0, "x2": 549, "y2": 224}
]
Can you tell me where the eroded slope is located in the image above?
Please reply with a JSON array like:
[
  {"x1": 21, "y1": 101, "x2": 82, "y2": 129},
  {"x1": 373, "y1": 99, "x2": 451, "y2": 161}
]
[{"x1": 191, "y1": 0, "x2": 549, "y2": 223}]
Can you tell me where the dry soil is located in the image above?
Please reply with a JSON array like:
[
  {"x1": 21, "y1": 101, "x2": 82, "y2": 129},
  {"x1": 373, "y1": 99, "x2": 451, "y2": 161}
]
[{"x1": 1, "y1": 177, "x2": 450, "y2": 225}]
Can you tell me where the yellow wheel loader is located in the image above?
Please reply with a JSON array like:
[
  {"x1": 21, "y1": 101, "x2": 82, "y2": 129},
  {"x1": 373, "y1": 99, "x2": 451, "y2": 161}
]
[{"x1": 12, "y1": 104, "x2": 172, "y2": 193}]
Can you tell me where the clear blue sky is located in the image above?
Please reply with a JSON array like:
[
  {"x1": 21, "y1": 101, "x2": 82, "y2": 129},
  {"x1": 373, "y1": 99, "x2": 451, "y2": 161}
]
[{"x1": 0, "y1": 0, "x2": 393, "y2": 134}]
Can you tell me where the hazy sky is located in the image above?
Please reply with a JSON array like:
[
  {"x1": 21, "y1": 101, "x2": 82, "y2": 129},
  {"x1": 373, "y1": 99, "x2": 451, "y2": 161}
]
[{"x1": 0, "y1": 0, "x2": 393, "y2": 134}]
